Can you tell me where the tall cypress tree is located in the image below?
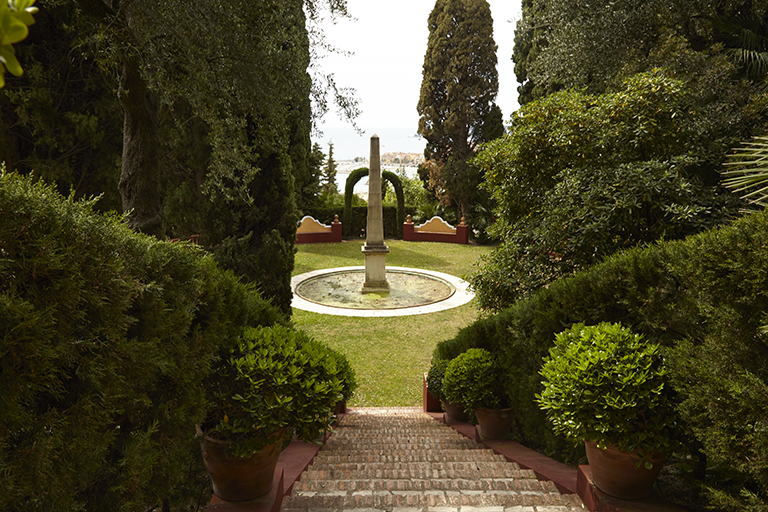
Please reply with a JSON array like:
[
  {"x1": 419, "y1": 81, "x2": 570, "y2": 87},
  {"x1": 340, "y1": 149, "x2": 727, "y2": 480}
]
[
  {"x1": 321, "y1": 142, "x2": 338, "y2": 197},
  {"x1": 417, "y1": 0, "x2": 499, "y2": 216}
]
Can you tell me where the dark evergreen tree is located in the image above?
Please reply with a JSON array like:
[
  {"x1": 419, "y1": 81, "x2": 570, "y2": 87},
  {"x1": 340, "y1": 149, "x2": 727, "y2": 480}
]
[
  {"x1": 0, "y1": 1, "x2": 123, "y2": 212},
  {"x1": 321, "y1": 142, "x2": 338, "y2": 198},
  {"x1": 417, "y1": 0, "x2": 499, "y2": 216},
  {"x1": 295, "y1": 142, "x2": 325, "y2": 211},
  {"x1": 7, "y1": 0, "x2": 353, "y2": 313}
]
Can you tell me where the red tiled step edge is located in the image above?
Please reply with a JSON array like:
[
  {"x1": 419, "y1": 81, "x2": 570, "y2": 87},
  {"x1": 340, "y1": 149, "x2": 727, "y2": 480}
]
[
  {"x1": 204, "y1": 413, "x2": 345, "y2": 512},
  {"x1": 423, "y1": 373, "x2": 689, "y2": 512},
  {"x1": 422, "y1": 374, "x2": 578, "y2": 494}
]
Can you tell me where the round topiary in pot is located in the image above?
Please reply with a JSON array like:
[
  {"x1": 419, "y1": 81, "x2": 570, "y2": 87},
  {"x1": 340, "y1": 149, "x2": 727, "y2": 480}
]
[
  {"x1": 443, "y1": 348, "x2": 512, "y2": 438},
  {"x1": 536, "y1": 322, "x2": 680, "y2": 499},
  {"x1": 427, "y1": 358, "x2": 468, "y2": 422},
  {"x1": 199, "y1": 325, "x2": 345, "y2": 501}
]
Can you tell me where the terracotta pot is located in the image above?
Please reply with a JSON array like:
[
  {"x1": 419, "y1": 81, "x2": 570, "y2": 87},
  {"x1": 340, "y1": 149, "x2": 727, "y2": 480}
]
[
  {"x1": 474, "y1": 406, "x2": 514, "y2": 440},
  {"x1": 197, "y1": 426, "x2": 283, "y2": 502},
  {"x1": 441, "y1": 400, "x2": 469, "y2": 422},
  {"x1": 585, "y1": 440, "x2": 665, "y2": 500}
]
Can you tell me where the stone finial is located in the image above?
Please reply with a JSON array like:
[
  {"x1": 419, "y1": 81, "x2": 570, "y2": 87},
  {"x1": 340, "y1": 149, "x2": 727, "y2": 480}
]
[
  {"x1": 333, "y1": 214, "x2": 340, "y2": 224},
  {"x1": 459, "y1": 216, "x2": 466, "y2": 226},
  {"x1": 406, "y1": 214, "x2": 413, "y2": 223}
]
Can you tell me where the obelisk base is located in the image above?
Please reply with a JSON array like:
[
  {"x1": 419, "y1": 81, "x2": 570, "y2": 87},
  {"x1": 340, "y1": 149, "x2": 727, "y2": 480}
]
[{"x1": 361, "y1": 244, "x2": 390, "y2": 294}]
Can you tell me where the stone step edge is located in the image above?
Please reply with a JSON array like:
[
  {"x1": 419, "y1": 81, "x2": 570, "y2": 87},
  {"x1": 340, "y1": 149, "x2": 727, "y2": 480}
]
[
  {"x1": 424, "y1": 411, "x2": 579, "y2": 495},
  {"x1": 204, "y1": 407, "x2": 586, "y2": 512}
]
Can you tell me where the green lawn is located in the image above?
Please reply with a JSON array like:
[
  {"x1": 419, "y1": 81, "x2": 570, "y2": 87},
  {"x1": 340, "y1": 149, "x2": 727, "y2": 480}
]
[{"x1": 291, "y1": 239, "x2": 493, "y2": 407}]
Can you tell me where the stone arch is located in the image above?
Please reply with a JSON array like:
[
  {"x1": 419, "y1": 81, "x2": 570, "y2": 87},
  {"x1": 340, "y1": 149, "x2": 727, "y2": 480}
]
[{"x1": 344, "y1": 168, "x2": 405, "y2": 237}]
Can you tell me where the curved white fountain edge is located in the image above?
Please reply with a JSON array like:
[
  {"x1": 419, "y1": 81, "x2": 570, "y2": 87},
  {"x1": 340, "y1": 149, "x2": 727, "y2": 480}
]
[{"x1": 290, "y1": 266, "x2": 475, "y2": 317}]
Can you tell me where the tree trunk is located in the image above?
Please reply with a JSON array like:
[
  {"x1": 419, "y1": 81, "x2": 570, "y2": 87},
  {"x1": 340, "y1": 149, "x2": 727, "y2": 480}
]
[{"x1": 117, "y1": 56, "x2": 163, "y2": 237}]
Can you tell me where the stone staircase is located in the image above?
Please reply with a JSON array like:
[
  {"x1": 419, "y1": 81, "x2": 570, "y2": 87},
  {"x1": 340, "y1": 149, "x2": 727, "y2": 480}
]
[{"x1": 281, "y1": 407, "x2": 584, "y2": 512}]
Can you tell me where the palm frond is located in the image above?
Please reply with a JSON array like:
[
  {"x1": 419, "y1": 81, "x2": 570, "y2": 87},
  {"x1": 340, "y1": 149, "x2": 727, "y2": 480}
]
[{"x1": 722, "y1": 136, "x2": 768, "y2": 207}]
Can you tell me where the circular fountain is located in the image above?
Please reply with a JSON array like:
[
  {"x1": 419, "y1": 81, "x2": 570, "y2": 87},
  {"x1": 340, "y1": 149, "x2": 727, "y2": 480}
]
[
  {"x1": 291, "y1": 135, "x2": 474, "y2": 317},
  {"x1": 291, "y1": 266, "x2": 474, "y2": 317}
]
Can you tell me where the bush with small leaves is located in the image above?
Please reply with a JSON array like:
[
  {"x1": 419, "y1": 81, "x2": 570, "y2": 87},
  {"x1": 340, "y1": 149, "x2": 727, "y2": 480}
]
[
  {"x1": 537, "y1": 322, "x2": 679, "y2": 465},
  {"x1": 204, "y1": 325, "x2": 345, "y2": 458},
  {"x1": 443, "y1": 349, "x2": 509, "y2": 414}
]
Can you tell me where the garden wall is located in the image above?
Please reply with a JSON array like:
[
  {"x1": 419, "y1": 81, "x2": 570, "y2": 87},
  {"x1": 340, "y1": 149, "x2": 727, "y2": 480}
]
[{"x1": 302, "y1": 206, "x2": 404, "y2": 239}]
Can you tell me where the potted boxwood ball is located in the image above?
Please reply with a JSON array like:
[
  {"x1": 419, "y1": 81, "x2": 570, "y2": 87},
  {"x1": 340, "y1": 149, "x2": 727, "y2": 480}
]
[
  {"x1": 537, "y1": 322, "x2": 679, "y2": 500},
  {"x1": 443, "y1": 348, "x2": 513, "y2": 439},
  {"x1": 198, "y1": 325, "x2": 345, "y2": 502},
  {"x1": 427, "y1": 359, "x2": 469, "y2": 422}
]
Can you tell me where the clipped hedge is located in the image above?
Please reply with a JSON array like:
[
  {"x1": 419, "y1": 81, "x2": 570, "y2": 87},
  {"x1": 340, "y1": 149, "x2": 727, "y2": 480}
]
[
  {"x1": 0, "y1": 171, "x2": 284, "y2": 511},
  {"x1": 303, "y1": 206, "x2": 402, "y2": 239},
  {"x1": 434, "y1": 209, "x2": 768, "y2": 509}
]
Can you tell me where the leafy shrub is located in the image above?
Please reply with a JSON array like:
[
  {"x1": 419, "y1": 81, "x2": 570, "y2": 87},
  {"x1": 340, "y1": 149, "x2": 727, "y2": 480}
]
[
  {"x1": 471, "y1": 70, "x2": 741, "y2": 311},
  {"x1": 204, "y1": 325, "x2": 344, "y2": 458},
  {"x1": 538, "y1": 322, "x2": 679, "y2": 465},
  {"x1": 443, "y1": 349, "x2": 509, "y2": 413},
  {"x1": 0, "y1": 171, "x2": 283, "y2": 511},
  {"x1": 426, "y1": 359, "x2": 449, "y2": 402},
  {"x1": 470, "y1": 157, "x2": 736, "y2": 309},
  {"x1": 434, "y1": 208, "x2": 768, "y2": 509},
  {"x1": 300, "y1": 333, "x2": 357, "y2": 403}
]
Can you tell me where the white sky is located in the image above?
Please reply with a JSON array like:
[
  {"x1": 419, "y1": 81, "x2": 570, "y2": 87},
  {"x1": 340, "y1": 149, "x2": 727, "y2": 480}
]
[{"x1": 312, "y1": 0, "x2": 523, "y2": 160}]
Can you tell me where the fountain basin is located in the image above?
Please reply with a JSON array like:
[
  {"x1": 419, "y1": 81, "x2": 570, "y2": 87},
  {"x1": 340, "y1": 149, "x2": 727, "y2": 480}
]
[{"x1": 291, "y1": 266, "x2": 475, "y2": 317}]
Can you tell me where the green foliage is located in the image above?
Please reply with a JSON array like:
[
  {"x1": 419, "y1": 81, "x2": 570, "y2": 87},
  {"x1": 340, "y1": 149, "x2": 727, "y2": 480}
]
[
  {"x1": 384, "y1": 167, "x2": 434, "y2": 215},
  {"x1": 435, "y1": 208, "x2": 768, "y2": 509},
  {"x1": 0, "y1": 170, "x2": 283, "y2": 511},
  {"x1": 426, "y1": 359, "x2": 449, "y2": 402},
  {"x1": 723, "y1": 135, "x2": 768, "y2": 207},
  {"x1": 0, "y1": 2, "x2": 123, "y2": 212},
  {"x1": 512, "y1": 0, "x2": 768, "y2": 99},
  {"x1": 342, "y1": 168, "x2": 405, "y2": 237},
  {"x1": 472, "y1": 70, "x2": 740, "y2": 310},
  {"x1": 301, "y1": 335, "x2": 358, "y2": 403},
  {"x1": 538, "y1": 323, "x2": 679, "y2": 464},
  {"x1": 417, "y1": 0, "x2": 498, "y2": 215},
  {"x1": 205, "y1": 325, "x2": 345, "y2": 458},
  {"x1": 0, "y1": 0, "x2": 37, "y2": 87},
  {"x1": 320, "y1": 142, "x2": 338, "y2": 198},
  {"x1": 295, "y1": 143, "x2": 325, "y2": 211},
  {"x1": 443, "y1": 348, "x2": 509, "y2": 413}
]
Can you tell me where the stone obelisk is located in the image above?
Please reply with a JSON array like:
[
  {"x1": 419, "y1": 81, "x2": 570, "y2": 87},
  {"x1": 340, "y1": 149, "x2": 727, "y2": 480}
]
[{"x1": 361, "y1": 134, "x2": 390, "y2": 293}]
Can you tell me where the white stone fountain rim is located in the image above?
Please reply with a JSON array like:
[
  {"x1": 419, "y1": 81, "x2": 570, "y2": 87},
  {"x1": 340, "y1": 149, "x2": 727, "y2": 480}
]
[{"x1": 291, "y1": 266, "x2": 475, "y2": 317}]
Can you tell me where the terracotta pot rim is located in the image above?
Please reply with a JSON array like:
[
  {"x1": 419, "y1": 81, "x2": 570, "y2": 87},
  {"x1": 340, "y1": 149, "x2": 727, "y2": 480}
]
[
  {"x1": 584, "y1": 440, "x2": 665, "y2": 462},
  {"x1": 195, "y1": 424, "x2": 286, "y2": 449},
  {"x1": 474, "y1": 406, "x2": 513, "y2": 413}
]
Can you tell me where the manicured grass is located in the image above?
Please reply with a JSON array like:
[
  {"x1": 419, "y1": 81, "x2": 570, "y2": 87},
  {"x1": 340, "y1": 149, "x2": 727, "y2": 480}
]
[{"x1": 292, "y1": 239, "x2": 494, "y2": 407}]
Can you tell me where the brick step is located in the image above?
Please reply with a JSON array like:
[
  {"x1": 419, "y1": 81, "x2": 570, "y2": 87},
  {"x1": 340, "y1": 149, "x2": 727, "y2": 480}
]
[
  {"x1": 320, "y1": 443, "x2": 481, "y2": 453},
  {"x1": 297, "y1": 464, "x2": 528, "y2": 481},
  {"x1": 306, "y1": 459, "x2": 521, "y2": 471},
  {"x1": 283, "y1": 408, "x2": 585, "y2": 512},
  {"x1": 330, "y1": 432, "x2": 459, "y2": 439},
  {"x1": 326, "y1": 435, "x2": 474, "y2": 444},
  {"x1": 328, "y1": 428, "x2": 460, "y2": 437},
  {"x1": 282, "y1": 487, "x2": 584, "y2": 510},
  {"x1": 293, "y1": 476, "x2": 550, "y2": 493},
  {"x1": 314, "y1": 449, "x2": 507, "y2": 464}
]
